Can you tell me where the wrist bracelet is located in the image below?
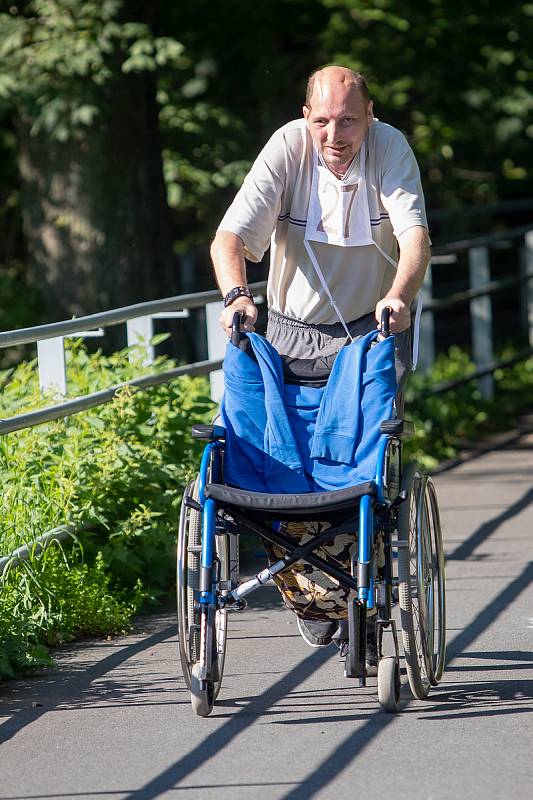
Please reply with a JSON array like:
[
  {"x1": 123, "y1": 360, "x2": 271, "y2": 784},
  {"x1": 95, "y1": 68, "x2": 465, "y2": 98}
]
[{"x1": 223, "y1": 286, "x2": 254, "y2": 308}]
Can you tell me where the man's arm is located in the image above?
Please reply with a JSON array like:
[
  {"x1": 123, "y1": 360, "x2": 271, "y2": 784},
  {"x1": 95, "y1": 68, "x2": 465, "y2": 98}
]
[
  {"x1": 210, "y1": 230, "x2": 258, "y2": 336},
  {"x1": 375, "y1": 225, "x2": 430, "y2": 332}
]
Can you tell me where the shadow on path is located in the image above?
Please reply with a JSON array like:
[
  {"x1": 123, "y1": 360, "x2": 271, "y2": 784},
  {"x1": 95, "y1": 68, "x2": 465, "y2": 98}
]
[
  {"x1": 0, "y1": 622, "x2": 177, "y2": 746},
  {"x1": 448, "y1": 487, "x2": 533, "y2": 562}
]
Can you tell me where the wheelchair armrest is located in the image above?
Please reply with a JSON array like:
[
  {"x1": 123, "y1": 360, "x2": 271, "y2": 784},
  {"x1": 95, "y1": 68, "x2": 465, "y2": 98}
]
[
  {"x1": 380, "y1": 419, "x2": 415, "y2": 436},
  {"x1": 191, "y1": 424, "x2": 226, "y2": 441}
]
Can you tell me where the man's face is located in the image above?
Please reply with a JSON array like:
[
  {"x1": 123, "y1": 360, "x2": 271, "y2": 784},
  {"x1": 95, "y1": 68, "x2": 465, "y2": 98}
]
[{"x1": 303, "y1": 84, "x2": 373, "y2": 176}]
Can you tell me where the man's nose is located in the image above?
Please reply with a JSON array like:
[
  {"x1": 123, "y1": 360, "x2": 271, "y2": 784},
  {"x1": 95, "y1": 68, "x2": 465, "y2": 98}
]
[{"x1": 325, "y1": 121, "x2": 339, "y2": 143}]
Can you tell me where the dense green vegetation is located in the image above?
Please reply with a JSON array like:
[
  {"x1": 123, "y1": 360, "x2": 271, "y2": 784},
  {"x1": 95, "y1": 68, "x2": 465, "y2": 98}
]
[
  {"x1": 0, "y1": 341, "x2": 214, "y2": 678},
  {"x1": 405, "y1": 346, "x2": 533, "y2": 466},
  {"x1": 0, "y1": 1, "x2": 532, "y2": 324}
]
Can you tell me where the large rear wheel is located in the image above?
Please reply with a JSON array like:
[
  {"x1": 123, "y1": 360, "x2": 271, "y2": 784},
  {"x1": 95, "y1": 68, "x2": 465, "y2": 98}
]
[
  {"x1": 424, "y1": 477, "x2": 446, "y2": 685},
  {"x1": 397, "y1": 465, "x2": 432, "y2": 699},
  {"x1": 177, "y1": 477, "x2": 228, "y2": 701}
]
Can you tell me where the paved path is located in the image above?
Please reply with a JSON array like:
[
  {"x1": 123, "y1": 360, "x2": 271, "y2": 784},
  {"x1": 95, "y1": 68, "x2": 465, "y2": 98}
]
[{"x1": 1, "y1": 429, "x2": 532, "y2": 800}]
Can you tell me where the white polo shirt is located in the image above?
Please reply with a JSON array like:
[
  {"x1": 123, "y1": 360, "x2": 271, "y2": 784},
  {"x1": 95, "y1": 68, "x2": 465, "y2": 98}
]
[{"x1": 218, "y1": 118, "x2": 428, "y2": 325}]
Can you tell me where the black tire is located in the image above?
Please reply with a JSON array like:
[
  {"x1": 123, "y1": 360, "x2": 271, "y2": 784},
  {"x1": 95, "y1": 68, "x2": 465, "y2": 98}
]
[
  {"x1": 177, "y1": 478, "x2": 201, "y2": 690},
  {"x1": 425, "y1": 478, "x2": 446, "y2": 685},
  {"x1": 397, "y1": 464, "x2": 432, "y2": 699},
  {"x1": 177, "y1": 476, "x2": 228, "y2": 698},
  {"x1": 176, "y1": 478, "x2": 230, "y2": 699},
  {"x1": 377, "y1": 656, "x2": 401, "y2": 713}
]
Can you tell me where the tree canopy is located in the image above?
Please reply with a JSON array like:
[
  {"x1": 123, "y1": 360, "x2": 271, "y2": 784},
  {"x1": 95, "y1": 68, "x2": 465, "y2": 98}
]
[{"x1": 0, "y1": 0, "x2": 531, "y2": 321}]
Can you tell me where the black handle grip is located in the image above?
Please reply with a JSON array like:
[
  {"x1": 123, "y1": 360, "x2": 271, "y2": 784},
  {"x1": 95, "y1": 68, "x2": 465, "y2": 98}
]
[
  {"x1": 380, "y1": 306, "x2": 392, "y2": 338},
  {"x1": 231, "y1": 311, "x2": 245, "y2": 347}
]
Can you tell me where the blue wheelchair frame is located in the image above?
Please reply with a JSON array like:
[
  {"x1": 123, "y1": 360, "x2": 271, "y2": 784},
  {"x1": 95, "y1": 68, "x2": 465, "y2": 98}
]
[{"x1": 192, "y1": 425, "x2": 404, "y2": 687}]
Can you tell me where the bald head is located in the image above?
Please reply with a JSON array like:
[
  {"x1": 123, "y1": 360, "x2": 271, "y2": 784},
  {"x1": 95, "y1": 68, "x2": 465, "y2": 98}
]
[{"x1": 305, "y1": 66, "x2": 370, "y2": 109}]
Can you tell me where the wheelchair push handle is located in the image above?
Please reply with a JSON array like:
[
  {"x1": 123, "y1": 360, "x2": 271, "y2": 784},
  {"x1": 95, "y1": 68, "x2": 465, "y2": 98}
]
[
  {"x1": 379, "y1": 306, "x2": 392, "y2": 338},
  {"x1": 231, "y1": 311, "x2": 246, "y2": 347}
]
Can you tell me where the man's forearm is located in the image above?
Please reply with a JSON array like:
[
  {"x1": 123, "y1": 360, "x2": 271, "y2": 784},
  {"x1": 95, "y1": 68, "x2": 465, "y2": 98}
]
[
  {"x1": 375, "y1": 225, "x2": 430, "y2": 332},
  {"x1": 210, "y1": 230, "x2": 248, "y2": 294},
  {"x1": 388, "y1": 225, "x2": 431, "y2": 305},
  {"x1": 210, "y1": 230, "x2": 258, "y2": 334}
]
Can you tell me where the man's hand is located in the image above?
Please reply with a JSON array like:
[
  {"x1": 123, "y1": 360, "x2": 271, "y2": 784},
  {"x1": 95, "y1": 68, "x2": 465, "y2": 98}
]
[
  {"x1": 219, "y1": 299, "x2": 258, "y2": 337},
  {"x1": 375, "y1": 296, "x2": 410, "y2": 333}
]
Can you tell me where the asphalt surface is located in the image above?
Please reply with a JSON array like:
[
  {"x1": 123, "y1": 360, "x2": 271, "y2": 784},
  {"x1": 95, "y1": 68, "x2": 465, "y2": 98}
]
[{"x1": 1, "y1": 427, "x2": 532, "y2": 800}]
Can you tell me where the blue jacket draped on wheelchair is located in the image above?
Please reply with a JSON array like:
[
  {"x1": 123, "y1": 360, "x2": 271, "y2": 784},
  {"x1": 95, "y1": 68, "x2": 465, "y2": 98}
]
[{"x1": 221, "y1": 328, "x2": 397, "y2": 493}]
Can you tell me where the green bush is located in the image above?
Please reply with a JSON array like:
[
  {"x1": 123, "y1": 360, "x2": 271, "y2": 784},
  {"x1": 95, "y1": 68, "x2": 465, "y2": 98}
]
[
  {"x1": 0, "y1": 339, "x2": 214, "y2": 678},
  {"x1": 405, "y1": 345, "x2": 533, "y2": 467}
]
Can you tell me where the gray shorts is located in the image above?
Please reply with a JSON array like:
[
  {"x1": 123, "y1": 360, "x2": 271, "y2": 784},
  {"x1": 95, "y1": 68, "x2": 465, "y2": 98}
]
[{"x1": 266, "y1": 309, "x2": 412, "y2": 407}]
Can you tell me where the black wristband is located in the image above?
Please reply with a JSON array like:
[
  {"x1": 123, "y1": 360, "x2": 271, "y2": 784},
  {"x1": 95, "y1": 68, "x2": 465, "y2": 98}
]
[{"x1": 223, "y1": 286, "x2": 254, "y2": 308}]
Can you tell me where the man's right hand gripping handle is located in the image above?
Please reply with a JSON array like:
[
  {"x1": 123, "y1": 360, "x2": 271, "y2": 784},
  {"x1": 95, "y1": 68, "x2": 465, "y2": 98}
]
[{"x1": 219, "y1": 298, "x2": 257, "y2": 337}]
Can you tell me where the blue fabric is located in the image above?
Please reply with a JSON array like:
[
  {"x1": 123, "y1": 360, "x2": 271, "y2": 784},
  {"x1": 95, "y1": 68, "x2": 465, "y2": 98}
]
[{"x1": 220, "y1": 330, "x2": 397, "y2": 493}]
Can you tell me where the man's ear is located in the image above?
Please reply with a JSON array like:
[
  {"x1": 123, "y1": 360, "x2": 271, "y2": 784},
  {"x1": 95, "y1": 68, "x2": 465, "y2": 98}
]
[
  {"x1": 302, "y1": 105, "x2": 310, "y2": 120},
  {"x1": 367, "y1": 101, "x2": 374, "y2": 123}
]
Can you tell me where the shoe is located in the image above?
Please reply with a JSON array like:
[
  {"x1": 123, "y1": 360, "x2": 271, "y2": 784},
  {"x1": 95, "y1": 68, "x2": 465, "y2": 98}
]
[
  {"x1": 334, "y1": 617, "x2": 379, "y2": 677},
  {"x1": 296, "y1": 616, "x2": 337, "y2": 647}
]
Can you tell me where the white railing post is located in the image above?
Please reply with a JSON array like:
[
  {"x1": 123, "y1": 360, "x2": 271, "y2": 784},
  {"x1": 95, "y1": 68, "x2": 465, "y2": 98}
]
[
  {"x1": 127, "y1": 312, "x2": 189, "y2": 366},
  {"x1": 37, "y1": 337, "x2": 67, "y2": 396},
  {"x1": 206, "y1": 301, "x2": 225, "y2": 404},
  {"x1": 127, "y1": 316, "x2": 154, "y2": 365},
  {"x1": 417, "y1": 261, "x2": 435, "y2": 373},
  {"x1": 469, "y1": 246, "x2": 494, "y2": 399},
  {"x1": 520, "y1": 231, "x2": 533, "y2": 349}
]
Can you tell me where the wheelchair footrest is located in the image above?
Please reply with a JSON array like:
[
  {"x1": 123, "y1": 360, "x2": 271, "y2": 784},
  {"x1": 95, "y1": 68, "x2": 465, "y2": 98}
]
[{"x1": 344, "y1": 601, "x2": 366, "y2": 683}]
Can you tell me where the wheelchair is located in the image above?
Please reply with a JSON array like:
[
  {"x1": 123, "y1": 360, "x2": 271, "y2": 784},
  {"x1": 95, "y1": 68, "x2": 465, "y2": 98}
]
[{"x1": 177, "y1": 310, "x2": 446, "y2": 715}]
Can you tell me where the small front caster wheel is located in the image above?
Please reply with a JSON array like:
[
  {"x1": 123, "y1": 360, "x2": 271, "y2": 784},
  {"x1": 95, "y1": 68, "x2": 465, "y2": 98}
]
[
  {"x1": 377, "y1": 656, "x2": 401, "y2": 713},
  {"x1": 190, "y1": 662, "x2": 215, "y2": 717}
]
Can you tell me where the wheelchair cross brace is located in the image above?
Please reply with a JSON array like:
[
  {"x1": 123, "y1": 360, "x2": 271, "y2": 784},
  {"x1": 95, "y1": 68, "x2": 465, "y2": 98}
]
[
  {"x1": 216, "y1": 507, "x2": 379, "y2": 684},
  {"x1": 219, "y1": 508, "x2": 359, "y2": 606}
]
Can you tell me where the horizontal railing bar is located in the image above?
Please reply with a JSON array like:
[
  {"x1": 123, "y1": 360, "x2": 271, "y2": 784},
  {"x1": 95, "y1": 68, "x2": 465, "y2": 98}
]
[
  {"x1": 431, "y1": 223, "x2": 533, "y2": 256},
  {"x1": 1, "y1": 222, "x2": 532, "y2": 350},
  {"x1": 424, "y1": 270, "x2": 533, "y2": 312},
  {"x1": 0, "y1": 358, "x2": 222, "y2": 435},
  {"x1": 0, "y1": 282, "x2": 268, "y2": 349},
  {"x1": 419, "y1": 348, "x2": 533, "y2": 398},
  {"x1": 428, "y1": 196, "x2": 533, "y2": 222},
  {"x1": 0, "y1": 525, "x2": 77, "y2": 576}
]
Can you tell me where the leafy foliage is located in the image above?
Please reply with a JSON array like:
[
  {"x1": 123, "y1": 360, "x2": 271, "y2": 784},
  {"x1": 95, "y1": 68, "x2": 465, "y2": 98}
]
[
  {"x1": 317, "y1": 0, "x2": 533, "y2": 210},
  {"x1": 0, "y1": 340, "x2": 214, "y2": 678},
  {"x1": 405, "y1": 346, "x2": 533, "y2": 467},
  {"x1": 0, "y1": 1, "x2": 186, "y2": 141}
]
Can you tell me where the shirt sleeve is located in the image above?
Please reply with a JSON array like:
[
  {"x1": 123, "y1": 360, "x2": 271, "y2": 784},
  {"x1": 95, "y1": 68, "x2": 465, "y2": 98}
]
[
  {"x1": 217, "y1": 129, "x2": 288, "y2": 263},
  {"x1": 379, "y1": 133, "x2": 428, "y2": 239}
]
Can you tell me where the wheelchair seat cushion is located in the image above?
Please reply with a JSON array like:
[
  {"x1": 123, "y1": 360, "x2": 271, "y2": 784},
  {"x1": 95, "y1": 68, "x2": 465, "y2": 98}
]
[{"x1": 204, "y1": 480, "x2": 375, "y2": 520}]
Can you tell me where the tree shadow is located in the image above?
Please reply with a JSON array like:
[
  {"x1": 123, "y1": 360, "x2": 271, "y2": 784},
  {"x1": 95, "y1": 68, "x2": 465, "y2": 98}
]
[{"x1": 0, "y1": 618, "x2": 179, "y2": 745}]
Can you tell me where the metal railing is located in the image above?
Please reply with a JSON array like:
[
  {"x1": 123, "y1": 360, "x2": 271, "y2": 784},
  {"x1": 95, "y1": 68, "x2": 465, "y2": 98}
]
[{"x1": 1, "y1": 224, "x2": 532, "y2": 572}]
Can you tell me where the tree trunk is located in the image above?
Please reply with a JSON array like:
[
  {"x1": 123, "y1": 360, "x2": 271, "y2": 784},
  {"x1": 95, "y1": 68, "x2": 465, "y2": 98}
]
[{"x1": 17, "y1": 69, "x2": 177, "y2": 322}]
